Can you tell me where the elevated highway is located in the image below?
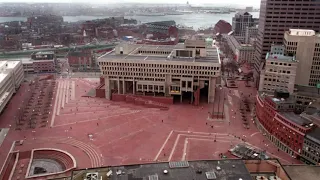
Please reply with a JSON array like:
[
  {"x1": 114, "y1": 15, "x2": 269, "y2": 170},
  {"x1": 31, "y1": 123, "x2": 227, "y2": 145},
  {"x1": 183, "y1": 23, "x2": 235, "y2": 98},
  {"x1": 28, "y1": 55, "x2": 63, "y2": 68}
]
[{"x1": 0, "y1": 43, "x2": 117, "y2": 59}]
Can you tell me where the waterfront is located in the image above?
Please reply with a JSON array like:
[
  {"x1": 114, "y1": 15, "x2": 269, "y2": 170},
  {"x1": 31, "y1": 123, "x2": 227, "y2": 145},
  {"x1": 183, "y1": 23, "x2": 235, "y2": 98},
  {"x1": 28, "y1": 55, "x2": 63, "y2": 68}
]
[{"x1": 0, "y1": 12, "x2": 259, "y2": 30}]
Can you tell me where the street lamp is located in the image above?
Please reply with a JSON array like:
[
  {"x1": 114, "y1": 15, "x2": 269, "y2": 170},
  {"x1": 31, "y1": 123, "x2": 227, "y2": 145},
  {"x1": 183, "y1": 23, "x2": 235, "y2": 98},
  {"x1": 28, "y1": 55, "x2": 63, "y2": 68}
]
[
  {"x1": 222, "y1": 88, "x2": 225, "y2": 120},
  {"x1": 217, "y1": 87, "x2": 222, "y2": 120}
]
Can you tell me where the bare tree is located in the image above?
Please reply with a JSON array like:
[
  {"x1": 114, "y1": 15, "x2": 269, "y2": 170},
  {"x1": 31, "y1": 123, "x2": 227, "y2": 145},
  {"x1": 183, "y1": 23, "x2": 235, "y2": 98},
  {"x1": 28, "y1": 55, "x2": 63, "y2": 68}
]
[
  {"x1": 244, "y1": 71, "x2": 254, "y2": 82},
  {"x1": 225, "y1": 60, "x2": 239, "y2": 77}
]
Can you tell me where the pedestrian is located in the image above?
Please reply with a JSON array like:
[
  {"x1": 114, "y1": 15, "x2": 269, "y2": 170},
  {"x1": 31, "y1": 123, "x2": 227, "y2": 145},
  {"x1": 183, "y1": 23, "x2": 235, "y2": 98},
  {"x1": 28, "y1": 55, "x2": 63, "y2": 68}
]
[
  {"x1": 206, "y1": 122, "x2": 208, "y2": 125},
  {"x1": 70, "y1": 127, "x2": 72, "y2": 130},
  {"x1": 97, "y1": 123, "x2": 99, "y2": 126},
  {"x1": 162, "y1": 120, "x2": 163, "y2": 123}
]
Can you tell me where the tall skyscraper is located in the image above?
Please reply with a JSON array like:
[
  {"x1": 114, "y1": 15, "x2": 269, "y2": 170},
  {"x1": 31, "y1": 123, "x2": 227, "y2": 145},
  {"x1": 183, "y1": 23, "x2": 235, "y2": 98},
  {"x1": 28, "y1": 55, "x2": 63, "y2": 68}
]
[
  {"x1": 232, "y1": 12, "x2": 255, "y2": 40},
  {"x1": 253, "y1": 0, "x2": 320, "y2": 87},
  {"x1": 284, "y1": 29, "x2": 320, "y2": 87}
]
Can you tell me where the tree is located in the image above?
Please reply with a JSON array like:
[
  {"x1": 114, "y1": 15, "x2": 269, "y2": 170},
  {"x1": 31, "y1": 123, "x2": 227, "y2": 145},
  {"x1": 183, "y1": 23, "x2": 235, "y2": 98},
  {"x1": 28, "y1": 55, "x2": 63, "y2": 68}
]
[
  {"x1": 225, "y1": 60, "x2": 239, "y2": 77},
  {"x1": 244, "y1": 71, "x2": 254, "y2": 82}
]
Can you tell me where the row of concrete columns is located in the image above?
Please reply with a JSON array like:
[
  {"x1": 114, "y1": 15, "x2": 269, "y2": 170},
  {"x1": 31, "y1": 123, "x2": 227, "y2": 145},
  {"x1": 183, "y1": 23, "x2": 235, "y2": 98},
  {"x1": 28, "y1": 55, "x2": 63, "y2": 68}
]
[{"x1": 105, "y1": 76, "x2": 217, "y2": 104}]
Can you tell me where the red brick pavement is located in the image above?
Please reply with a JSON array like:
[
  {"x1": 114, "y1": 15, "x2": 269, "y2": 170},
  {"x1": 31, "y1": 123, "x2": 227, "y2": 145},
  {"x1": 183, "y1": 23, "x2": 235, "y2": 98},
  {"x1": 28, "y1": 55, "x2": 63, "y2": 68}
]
[{"x1": 0, "y1": 77, "x2": 302, "y2": 179}]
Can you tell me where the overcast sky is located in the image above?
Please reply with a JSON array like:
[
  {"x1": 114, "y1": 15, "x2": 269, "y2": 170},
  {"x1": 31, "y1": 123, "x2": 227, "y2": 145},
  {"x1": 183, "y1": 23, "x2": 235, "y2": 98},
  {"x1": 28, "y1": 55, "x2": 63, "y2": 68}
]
[{"x1": 0, "y1": 0, "x2": 261, "y2": 7}]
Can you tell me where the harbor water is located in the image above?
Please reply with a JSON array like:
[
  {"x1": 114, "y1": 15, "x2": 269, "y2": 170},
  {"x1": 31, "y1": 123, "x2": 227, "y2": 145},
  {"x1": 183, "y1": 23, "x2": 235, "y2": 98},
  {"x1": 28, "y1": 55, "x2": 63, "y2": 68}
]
[{"x1": 0, "y1": 12, "x2": 259, "y2": 30}]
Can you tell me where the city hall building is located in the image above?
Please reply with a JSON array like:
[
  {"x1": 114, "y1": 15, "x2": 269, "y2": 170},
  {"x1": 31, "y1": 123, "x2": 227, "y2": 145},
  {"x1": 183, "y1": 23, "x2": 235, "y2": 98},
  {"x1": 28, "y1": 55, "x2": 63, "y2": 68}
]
[{"x1": 98, "y1": 40, "x2": 221, "y2": 104}]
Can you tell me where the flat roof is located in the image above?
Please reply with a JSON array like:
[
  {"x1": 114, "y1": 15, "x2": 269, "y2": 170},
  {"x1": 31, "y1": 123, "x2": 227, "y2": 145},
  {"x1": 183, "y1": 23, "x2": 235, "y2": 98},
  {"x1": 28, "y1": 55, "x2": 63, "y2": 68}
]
[
  {"x1": 0, "y1": 61, "x2": 6, "y2": 68},
  {"x1": 5, "y1": 58, "x2": 54, "y2": 63},
  {"x1": 294, "y1": 85, "x2": 320, "y2": 98},
  {"x1": 102, "y1": 43, "x2": 220, "y2": 64},
  {"x1": 261, "y1": 93, "x2": 296, "y2": 105},
  {"x1": 306, "y1": 127, "x2": 320, "y2": 144},
  {"x1": 35, "y1": 51, "x2": 54, "y2": 55},
  {"x1": 0, "y1": 73, "x2": 7, "y2": 83},
  {"x1": 102, "y1": 54, "x2": 220, "y2": 63},
  {"x1": 283, "y1": 165, "x2": 320, "y2": 180},
  {"x1": 0, "y1": 61, "x2": 21, "y2": 83},
  {"x1": 6, "y1": 61, "x2": 20, "y2": 69},
  {"x1": 240, "y1": 44, "x2": 252, "y2": 46},
  {"x1": 266, "y1": 53, "x2": 295, "y2": 62},
  {"x1": 270, "y1": 97, "x2": 295, "y2": 104},
  {"x1": 280, "y1": 112, "x2": 313, "y2": 127},
  {"x1": 72, "y1": 160, "x2": 252, "y2": 180}
]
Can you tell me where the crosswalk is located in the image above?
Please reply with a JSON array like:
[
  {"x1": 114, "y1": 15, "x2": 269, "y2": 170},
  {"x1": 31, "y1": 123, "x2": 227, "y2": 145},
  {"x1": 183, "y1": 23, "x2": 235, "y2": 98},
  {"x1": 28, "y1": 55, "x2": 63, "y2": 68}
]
[{"x1": 154, "y1": 130, "x2": 242, "y2": 162}]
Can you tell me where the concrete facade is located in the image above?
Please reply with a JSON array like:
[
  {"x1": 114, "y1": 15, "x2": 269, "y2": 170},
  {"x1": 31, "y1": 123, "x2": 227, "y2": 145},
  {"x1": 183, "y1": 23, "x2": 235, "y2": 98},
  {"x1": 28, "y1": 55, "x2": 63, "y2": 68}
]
[
  {"x1": 259, "y1": 45, "x2": 297, "y2": 94},
  {"x1": 284, "y1": 29, "x2": 320, "y2": 87},
  {"x1": 98, "y1": 40, "x2": 221, "y2": 104},
  {"x1": 225, "y1": 35, "x2": 255, "y2": 63},
  {"x1": 302, "y1": 130, "x2": 320, "y2": 165},
  {"x1": 245, "y1": 26, "x2": 258, "y2": 44},
  {"x1": 253, "y1": 0, "x2": 320, "y2": 88},
  {"x1": 235, "y1": 44, "x2": 255, "y2": 64},
  {"x1": 0, "y1": 61, "x2": 24, "y2": 113}
]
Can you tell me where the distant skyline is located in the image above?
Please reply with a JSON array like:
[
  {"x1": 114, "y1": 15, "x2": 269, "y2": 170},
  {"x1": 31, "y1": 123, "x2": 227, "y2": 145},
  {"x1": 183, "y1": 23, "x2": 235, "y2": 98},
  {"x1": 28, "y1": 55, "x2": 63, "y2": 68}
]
[{"x1": 0, "y1": 0, "x2": 261, "y2": 8}]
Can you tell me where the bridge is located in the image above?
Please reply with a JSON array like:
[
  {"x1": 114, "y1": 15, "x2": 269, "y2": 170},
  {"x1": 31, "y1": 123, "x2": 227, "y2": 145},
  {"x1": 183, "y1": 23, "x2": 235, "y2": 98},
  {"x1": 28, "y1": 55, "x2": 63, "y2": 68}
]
[{"x1": 0, "y1": 43, "x2": 117, "y2": 59}]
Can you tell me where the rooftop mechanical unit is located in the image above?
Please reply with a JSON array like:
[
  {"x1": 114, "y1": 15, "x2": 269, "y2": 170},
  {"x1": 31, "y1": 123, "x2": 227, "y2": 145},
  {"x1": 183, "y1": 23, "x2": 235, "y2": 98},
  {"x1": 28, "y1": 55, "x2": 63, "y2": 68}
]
[
  {"x1": 206, "y1": 172, "x2": 217, "y2": 179},
  {"x1": 85, "y1": 172, "x2": 98, "y2": 180}
]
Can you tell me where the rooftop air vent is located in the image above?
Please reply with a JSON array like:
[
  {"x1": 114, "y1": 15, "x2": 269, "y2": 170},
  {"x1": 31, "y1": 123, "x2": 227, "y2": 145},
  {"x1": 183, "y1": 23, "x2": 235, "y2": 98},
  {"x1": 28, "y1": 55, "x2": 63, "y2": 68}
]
[
  {"x1": 116, "y1": 170, "x2": 122, "y2": 175},
  {"x1": 149, "y1": 174, "x2": 159, "y2": 180},
  {"x1": 205, "y1": 172, "x2": 217, "y2": 179},
  {"x1": 106, "y1": 170, "x2": 112, "y2": 177},
  {"x1": 169, "y1": 161, "x2": 189, "y2": 168},
  {"x1": 85, "y1": 172, "x2": 98, "y2": 180}
]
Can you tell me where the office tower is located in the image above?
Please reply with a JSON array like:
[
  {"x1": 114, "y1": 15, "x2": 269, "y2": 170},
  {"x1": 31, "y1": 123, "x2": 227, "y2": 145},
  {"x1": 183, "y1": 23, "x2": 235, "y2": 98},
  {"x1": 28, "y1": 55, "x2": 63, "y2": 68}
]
[
  {"x1": 258, "y1": 45, "x2": 297, "y2": 93},
  {"x1": 245, "y1": 7, "x2": 254, "y2": 12},
  {"x1": 283, "y1": 29, "x2": 320, "y2": 87},
  {"x1": 232, "y1": 12, "x2": 255, "y2": 41},
  {"x1": 253, "y1": 0, "x2": 320, "y2": 87},
  {"x1": 245, "y1": 26, "x2": 258, "y2": 44}
]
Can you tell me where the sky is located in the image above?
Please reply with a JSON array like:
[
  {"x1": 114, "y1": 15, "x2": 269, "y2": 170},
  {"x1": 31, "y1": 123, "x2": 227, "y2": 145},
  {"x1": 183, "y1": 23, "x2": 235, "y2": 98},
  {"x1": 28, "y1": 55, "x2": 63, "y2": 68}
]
[{"x1": 0, "y1": 0, "x2": 261, "y2": 7}]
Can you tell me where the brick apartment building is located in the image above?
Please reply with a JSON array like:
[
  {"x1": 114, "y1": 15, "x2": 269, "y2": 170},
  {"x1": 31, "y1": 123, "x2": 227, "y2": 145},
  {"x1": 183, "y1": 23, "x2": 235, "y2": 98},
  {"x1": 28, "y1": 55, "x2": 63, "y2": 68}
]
[
  {"x1": 68, "y1": 51, "x2": 93, "y2": 69},
  {"x1": 22, "y1": 51, "x2": 56, "y2": 73},
  {"x1": 256, "y1": 91, "x2": 314, "y2": 158}
]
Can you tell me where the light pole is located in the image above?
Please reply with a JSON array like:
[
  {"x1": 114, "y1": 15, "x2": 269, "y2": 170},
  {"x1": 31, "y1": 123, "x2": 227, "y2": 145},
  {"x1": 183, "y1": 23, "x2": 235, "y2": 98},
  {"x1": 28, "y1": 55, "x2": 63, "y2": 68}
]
[
  {"x1": 32, "y1": 130, "x2": 36, "y2": 140},
  {"x1": 222, "y1": 88, "x2": 225, "y2": 120},
  {"x1": 217, "y1": 87, "x2": 223, "y2": 120},
  {"x1": 217, "y1": 87, "x2": 221, "y2": 119}
]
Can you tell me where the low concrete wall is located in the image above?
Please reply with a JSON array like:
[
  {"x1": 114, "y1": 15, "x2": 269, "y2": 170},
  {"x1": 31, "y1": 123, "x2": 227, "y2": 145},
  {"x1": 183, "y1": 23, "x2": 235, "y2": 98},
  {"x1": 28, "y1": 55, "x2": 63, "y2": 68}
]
[
  {"x1": 0, "y1": 152, "x2": 17, "y2": 180},
  {"x1": 0, "y1": 141, "x2": 17, "y2": 180},
  {"x1": 111, "y1": 94, "x2": 170, "y2": 110},
  {"x1": 100, "y1": 77, "x2": 104, "y2": 84},
  {"x1": 70, "y1": 72, "x2": 101, "y2": 78},
  {"x1": 95, "y1": 83, "x2": 105, "y2": 98},
  {"x1": 130, "y1": 95, "x2": 173, "y2": 105},
  {"x1": 96, "y1": 89, "x2": 105, "y2": 98},
  {"x1": 111, "y1": 94, "x2": 127, "y2": 101}
]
